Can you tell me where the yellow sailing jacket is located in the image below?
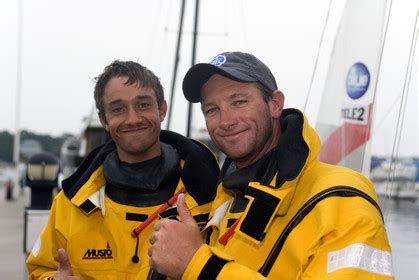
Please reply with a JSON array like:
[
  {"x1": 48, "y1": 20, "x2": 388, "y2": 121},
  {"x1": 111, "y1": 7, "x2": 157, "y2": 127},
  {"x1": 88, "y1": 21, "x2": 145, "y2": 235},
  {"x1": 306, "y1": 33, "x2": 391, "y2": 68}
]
[
  {"x1": 26, "y1": 130, "x2": 219, "y2": 279},
  {"x1": 183, "y1": 109, "x2": 393, "y2": 280}
]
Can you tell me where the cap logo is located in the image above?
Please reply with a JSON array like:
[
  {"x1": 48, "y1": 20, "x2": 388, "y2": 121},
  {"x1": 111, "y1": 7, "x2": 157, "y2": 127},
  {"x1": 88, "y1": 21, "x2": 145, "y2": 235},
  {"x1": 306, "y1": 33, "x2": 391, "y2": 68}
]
[{"x1": 209, "y1": 55, "x2": 226, "y2": 67}]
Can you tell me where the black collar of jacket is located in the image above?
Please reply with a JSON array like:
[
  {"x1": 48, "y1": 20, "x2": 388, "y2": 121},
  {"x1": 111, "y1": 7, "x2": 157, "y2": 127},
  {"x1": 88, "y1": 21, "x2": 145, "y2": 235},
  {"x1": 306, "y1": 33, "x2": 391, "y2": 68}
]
[
  {"x1": 62, "y1": 130, "x2": 220, "y2": 205},
  {"x1": 62, "y1": 140, "x2": 115, "y2": 199},
  {"x1": 220, "y1": 108, "x2": 309, "y2": 189},
  {"x1": 160, "y1": 130, "x2": 219, "y2": 204}
]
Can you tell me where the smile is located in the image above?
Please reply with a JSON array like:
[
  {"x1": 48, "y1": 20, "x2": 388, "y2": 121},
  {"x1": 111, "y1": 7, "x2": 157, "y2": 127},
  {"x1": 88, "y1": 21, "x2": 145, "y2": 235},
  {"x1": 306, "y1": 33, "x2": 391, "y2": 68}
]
[
  {"x1": 121, "y1": 126, "x2": 149, "y2": 133},
  {"x1": 221, "y1": 130, "x2": 246, "y2": 139}
]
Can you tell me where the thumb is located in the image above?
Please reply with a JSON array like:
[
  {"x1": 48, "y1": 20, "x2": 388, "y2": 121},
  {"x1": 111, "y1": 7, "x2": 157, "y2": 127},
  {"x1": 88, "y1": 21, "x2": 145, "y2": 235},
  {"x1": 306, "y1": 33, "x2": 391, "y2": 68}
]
[
  {"x1": 57, "y1": 248, "x2": 73, "y2": 276},
  {"x1": 176, "y1": 193, "x2": 195, "y2": 225}
]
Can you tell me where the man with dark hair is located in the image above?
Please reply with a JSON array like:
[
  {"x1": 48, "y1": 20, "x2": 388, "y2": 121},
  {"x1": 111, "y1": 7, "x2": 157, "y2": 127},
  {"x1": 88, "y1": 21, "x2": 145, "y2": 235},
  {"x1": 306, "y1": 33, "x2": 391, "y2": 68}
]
[
  {"x1": 148, "y1": 52, "x2": 393, "y2": 279},
  {"x1": 26, "y1": 60, "x2": 219, "y2": 279}
]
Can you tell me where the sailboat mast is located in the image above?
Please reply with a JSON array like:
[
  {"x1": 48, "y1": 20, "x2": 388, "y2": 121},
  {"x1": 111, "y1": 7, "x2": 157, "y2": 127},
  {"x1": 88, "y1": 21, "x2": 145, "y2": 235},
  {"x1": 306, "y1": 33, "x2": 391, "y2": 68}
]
[
  {"x1": 384, "y1": 11, "x2": 419, "y2": 203},
  {"x1": 13, "y1": 0, "x2": 24, "y2": 195},
  {"x1": 166, "y1": 0, "x2": 186, "y2": 130},
  {"x1": 186, "y1": 0, "x2": 200, "y2": 137}
]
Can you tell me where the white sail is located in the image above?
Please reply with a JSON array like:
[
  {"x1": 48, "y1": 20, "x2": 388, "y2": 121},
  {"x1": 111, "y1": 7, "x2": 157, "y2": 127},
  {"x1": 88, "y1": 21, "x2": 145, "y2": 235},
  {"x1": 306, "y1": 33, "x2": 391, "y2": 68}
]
[{"x1": 315, "y1": 0, "x2": 388, "y2": 175}]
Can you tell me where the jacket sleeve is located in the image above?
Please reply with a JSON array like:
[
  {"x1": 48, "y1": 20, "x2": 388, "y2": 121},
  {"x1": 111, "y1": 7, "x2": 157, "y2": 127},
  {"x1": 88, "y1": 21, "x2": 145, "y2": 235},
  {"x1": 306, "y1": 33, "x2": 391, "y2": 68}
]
[
  {"x1": 300, "y1": 197, "x2": 394, "y2": 279},
  {"x1": 182, "y1": 244, "x2": 268, "y2": 280},
  {"x1": 26, "y1": 192, "x2": 69, "y2": 279}
]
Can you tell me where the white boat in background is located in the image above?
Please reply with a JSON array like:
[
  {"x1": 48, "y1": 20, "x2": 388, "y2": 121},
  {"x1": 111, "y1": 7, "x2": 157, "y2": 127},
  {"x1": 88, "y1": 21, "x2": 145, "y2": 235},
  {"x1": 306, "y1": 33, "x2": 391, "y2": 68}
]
[{"x1": 371, "y1": 158, "x2": 419, "y2": 200}]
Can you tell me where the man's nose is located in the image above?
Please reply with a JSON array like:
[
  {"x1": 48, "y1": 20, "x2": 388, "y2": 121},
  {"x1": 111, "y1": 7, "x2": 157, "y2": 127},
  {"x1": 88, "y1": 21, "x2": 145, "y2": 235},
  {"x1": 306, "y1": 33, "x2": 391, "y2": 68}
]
[
  {"x1": 125, "y1": 107, "x2": 140, "y2": 124},
  {"x1": 219, "y1": 108, "x2": 237, "y2": 130}
]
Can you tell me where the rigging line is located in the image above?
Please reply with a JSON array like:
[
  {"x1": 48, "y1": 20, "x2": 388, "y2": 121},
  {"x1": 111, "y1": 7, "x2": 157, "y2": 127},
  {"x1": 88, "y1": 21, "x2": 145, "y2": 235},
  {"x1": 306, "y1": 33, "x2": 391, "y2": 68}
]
[
  {"x1": 385, "y1": 11, "x2": 418, "y2": 199},
  {"x1": 162, "y1": 29, "x2": 227, "y2": 37},
  {"x1": 156, "y1": 1, "x2": 174, "y2": 74},
  {"x1": 166, "y1": 0, "x2": 186, "y2": 130},
  {"x1": 186, "y1": 0, "x2": 200, "y2": 137},
  {"x1": 303, "y1": 0, "x2": 332, "y2": 113},
  {"x1": 144, "y1": 0, "x2": 164, "y2": 65},
  {"x1": 352, "y1": 0, "x2": 392, "y2": 174},
  {"x1": 371, "y1": 94, "x2": 401, "y2": 133},
  {"x1": 383, "y1": 10, "x2": 418, "y2": 220},
  {"x1": 361, "y1": 0, "x2": 394, "y2": 174},
  {"x1": 372, "y1": 47, "x2": 417, "y2": 134}
]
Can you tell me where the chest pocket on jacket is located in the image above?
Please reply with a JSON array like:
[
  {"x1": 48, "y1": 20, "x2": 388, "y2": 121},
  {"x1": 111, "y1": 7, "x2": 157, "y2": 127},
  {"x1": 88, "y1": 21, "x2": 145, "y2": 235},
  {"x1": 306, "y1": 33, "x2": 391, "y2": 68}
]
[{"x1": 236, "y1": 182, "x2": 294, "y2": 244}]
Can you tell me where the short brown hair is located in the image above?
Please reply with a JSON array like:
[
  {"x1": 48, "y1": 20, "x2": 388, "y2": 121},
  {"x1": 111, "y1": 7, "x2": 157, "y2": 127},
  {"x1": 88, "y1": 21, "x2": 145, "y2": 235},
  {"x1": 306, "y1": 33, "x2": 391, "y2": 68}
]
[{"x1": 94, "y1": 60, "x2": 164, "y2": 120}]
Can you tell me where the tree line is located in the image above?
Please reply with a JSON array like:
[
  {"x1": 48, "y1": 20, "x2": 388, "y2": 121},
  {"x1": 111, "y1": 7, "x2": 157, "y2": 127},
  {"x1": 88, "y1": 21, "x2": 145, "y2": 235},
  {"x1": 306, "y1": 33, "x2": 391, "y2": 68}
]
[{"x1": 0, "y1": 130, "x2": 73, "y2": 163}]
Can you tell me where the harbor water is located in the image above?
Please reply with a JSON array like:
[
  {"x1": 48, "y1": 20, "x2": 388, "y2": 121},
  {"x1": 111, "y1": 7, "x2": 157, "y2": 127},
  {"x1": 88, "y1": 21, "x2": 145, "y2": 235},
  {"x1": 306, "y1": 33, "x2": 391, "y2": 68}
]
[{"x1": 380, "y1": 197, "x2": 419, "y2": 279}]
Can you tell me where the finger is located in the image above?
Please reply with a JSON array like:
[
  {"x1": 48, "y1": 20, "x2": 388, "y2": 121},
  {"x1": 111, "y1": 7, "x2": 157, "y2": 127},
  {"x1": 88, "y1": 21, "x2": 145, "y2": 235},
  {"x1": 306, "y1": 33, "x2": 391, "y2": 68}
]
[
  {"x1": 149, "y1": 233, "x2": 157, "y2": 244},
  {"x1": 149, "y1": 257, "x2": 156, "y2": 270},
  {"x1": 57, "y1": 248, "x2": 73, "y2": 276},
  {"x1": 147, "y1": 246, "x2": 153, "y2": 258},
  {"x1": 176, "y1": 193, "x2": 195, "y2": 225},
  {"x1": 154, "y1": 220, "x2": 163, "y2": 231}
]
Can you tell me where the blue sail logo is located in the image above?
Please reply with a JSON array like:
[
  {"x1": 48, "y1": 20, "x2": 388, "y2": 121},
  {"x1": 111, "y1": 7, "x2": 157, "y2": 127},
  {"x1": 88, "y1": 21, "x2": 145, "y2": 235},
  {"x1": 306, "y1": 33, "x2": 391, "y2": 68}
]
[{"x1": 346, "y1": 62, "x2": 370, "y2": 99}]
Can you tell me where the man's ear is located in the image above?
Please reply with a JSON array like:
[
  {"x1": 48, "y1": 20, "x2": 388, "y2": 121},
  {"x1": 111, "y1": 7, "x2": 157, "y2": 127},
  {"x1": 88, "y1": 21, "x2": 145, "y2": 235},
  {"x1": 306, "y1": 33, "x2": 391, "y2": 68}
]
[
  {"x1": 159, "y1": 100, "x2": 168, "y2": 122},
  {"x1": 269, "y1": 90, "x2": 285, "y2": 119},
  {"x1": 99, "y1": 114, "x2": 109, "y2": 131}
]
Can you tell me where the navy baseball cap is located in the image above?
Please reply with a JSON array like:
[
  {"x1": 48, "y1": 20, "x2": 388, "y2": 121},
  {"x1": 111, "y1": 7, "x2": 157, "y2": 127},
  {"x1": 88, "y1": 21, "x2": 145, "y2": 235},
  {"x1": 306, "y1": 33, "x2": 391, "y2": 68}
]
[{"x1": 182, "y1": 51, "x2": 278, "y2": 103}]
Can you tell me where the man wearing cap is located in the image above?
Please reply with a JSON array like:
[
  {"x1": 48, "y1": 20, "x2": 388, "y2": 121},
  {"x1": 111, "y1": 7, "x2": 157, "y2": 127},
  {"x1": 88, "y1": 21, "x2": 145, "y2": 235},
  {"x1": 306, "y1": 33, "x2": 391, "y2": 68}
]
[{"x1": 148, "y1": 52, "x2": 393, "y2": 279}]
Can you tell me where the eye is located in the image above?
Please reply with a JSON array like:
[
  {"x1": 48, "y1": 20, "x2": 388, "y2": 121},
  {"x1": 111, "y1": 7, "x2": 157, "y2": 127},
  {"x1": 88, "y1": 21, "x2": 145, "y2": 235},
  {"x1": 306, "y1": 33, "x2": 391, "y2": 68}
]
[
  {"x1": 204, "y1": 106, "x2": 218, "y2": 116},
  {"x1": 137, "y1": 102, "x2": 150, "y2": 109},
  {"x1": 111, "y1": 106, "x2": 124, "y2": 114},
  {"x1": 232, "y1": 99, "x2": 247, "y2": 106}
]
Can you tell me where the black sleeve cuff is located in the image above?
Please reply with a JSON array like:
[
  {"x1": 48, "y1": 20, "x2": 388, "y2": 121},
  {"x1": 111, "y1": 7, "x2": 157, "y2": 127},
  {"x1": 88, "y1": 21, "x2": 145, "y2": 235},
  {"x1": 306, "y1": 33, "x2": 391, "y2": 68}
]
[{"x1": 198, "y1": 254, "x2": 229, "y2": 280}]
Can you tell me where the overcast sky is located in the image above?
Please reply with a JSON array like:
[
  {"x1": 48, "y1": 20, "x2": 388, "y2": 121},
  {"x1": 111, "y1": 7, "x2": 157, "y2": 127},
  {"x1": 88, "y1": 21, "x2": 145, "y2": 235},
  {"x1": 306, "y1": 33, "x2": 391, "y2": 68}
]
[{"x1": 0, "y1": 0, "x2": 418, "y2": 156}]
